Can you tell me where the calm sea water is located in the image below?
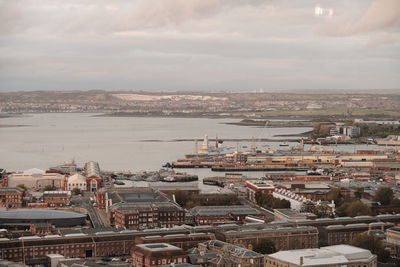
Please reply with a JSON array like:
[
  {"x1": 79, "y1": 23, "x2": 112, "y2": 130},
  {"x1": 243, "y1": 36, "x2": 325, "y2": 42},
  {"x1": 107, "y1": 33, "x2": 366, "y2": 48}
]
[{"x1": 0, "y1": 113, "x2": 378, "y2": 174}]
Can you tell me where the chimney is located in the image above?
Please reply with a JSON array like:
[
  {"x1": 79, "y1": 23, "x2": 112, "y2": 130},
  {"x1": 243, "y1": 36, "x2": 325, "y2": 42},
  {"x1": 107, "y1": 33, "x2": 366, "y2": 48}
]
[{"x1": 300, "y1": 256, "x2": 304, "y2": 266}]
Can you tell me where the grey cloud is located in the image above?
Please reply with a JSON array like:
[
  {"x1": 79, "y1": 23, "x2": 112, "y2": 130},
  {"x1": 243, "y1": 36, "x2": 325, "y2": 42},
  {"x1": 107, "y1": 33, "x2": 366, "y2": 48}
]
[
  {"x1": 366, "y1": 32, "x2": 400, "y2": 48},
  {"x1": 317, "y1": 0, "x2": 400, "y2": 37},
  {"x1": 0, "y1": 0, "x2": 399, "y2": 91}
]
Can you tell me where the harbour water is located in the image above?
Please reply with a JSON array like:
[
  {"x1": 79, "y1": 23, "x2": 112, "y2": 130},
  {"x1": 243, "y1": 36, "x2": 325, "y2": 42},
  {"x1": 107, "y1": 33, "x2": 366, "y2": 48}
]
[
  {"x1": 0, "y1": 113, "x2": 308, "y2": 171},
  {"x1": 1, "y1": 113, "x2": 379, "y2": 174}
]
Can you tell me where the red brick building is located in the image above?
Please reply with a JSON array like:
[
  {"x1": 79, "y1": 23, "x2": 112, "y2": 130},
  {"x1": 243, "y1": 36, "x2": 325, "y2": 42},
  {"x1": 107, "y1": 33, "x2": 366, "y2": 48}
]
[
  {"x1": 30, "y1": 223, "x2": 53, "y2": 236},
  {"x1": 135, "y1": 233, "x2": 216, "y2": 251},
  {"x1": 112, "y1": 202, "x2": 185, "y2": 230},
  {"x1": 0, "y1": 169, "x2": 8, "y2": 187},
  {"x1": 245, "y1": 180, "x2": 275, "y2": 203},
  {"x1": 0, "y1": 187, "x2": 23, "y2": 208},
  {"x1": 265, "y1": 173, "x2": 331, "y2": 182},
  {"x1": 114, "y1": 205, "x2": 159, "y2": 230},
  {"x1": 131, "y1": 243, "x2": 188, "y2": 267},
  {"x1": 0, "y1": 228, "x2": 191, "y2": 263},
  {"x1": 43, "y1": 191, "x2": 71, "y2": 207},
  {"x1": 189, "y1": 206, "x2": 261, "y2": 226},
  {"x1": 84, "y1": 161, "x2": 102, "y2": 192}
]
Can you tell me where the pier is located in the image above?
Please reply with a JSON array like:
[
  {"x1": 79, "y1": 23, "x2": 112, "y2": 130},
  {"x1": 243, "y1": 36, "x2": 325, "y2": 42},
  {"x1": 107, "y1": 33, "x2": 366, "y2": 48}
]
[{"x1": 211, "y1": 165, "x2": 309, "y2": 172}]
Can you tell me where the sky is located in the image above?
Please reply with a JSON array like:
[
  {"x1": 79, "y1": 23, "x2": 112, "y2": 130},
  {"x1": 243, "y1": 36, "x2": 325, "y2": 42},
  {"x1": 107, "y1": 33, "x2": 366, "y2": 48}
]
[{"x1": 0, "y1": 0, "x2": 399, "y2": 92}]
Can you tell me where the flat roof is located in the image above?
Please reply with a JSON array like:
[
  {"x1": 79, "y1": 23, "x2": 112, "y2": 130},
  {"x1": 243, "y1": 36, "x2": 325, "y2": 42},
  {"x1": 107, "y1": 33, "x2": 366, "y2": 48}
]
[
  {"x1": 136, "y1": 243, "x2": 182, "y2": 252},
  {"x1": 268, "y1": 245, "x2": 375, "y2": 266}
]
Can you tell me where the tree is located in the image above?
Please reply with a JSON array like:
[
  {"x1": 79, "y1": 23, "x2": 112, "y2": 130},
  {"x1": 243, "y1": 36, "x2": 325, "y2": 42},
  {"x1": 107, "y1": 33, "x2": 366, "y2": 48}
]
[
  {"x1": 43, "y1": 185, "x2": 56, "y2": 191},
  {"x1": 71, "y1": 188, "x2": 82, "y2": 195},
  {"x1": 337, "y1": 200, "x2": 371, "y2": 217},
  {"x1": 173, "y1": 190, "x2": 189, "y2": 207},
  {"x1": 350, "y1": 233, "x2": 390, "y2": 262},
  {"x1": 253, "y1": 239, "x2": 276, "y2": 254},
  {"x1": 255, "y1": 192, "x2": 290, "y2": 209},
  {"x1": 391, "y1": 198, "x2": 400, "y2": 207},
  {"x1": 301, "y1": 201, "x2": 332, "y2": 218},
  {"x1": 301, "y1": 201, "x2": 316, "y2": 213},
  {"x1": 314, "y1": 204, "x2": 333, "y2": 218},
  {"x1": 374, "y1": 186, "x2": 394, "y2": 205},
  {"x1": 327, "y1": 187, "x2": 343, "y2": 205}
]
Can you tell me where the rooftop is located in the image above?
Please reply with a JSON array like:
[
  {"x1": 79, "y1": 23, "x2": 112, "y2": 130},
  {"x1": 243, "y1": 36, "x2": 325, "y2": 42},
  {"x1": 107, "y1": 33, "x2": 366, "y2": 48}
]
[
  {"x1": 267, "y1": 245, "x2": 376, "y2": 266},
  {"x1": 0, "y1": 209, "x2": 85, "y2": 220},
  {"x1": 190, "y1": 205, "x2": 259, "y2": 216},
  {"x1": 136, "y1": 243, "x2": 182, "y2": 252}
]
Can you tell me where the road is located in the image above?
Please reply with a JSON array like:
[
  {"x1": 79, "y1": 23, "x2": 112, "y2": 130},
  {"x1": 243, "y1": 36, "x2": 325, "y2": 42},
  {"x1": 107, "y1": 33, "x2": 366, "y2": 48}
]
[{"x1": 71, "y1": 194, "x2": 103, "y2": 228}]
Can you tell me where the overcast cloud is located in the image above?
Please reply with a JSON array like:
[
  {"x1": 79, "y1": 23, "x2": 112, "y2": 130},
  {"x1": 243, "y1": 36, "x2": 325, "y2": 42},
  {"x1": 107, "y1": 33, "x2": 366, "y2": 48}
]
[{"x1": 0, "y1": 0, "x2": 399, "y2": 91}]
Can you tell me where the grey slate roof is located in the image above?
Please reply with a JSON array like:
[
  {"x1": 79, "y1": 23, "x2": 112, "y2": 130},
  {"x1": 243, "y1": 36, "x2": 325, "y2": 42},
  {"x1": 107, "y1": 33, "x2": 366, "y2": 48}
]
[{"x1": 0, "y1": 209, "x2": 86, "y2": 220}]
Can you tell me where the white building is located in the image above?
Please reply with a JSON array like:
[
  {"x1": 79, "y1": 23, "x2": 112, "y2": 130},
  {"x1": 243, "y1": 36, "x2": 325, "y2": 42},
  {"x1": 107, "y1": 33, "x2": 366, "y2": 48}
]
[
  {"x1": 265, "y1": 245, "x2": 377, "y2": 267},
  {"x1": 8, "y1": 168, "x2": 65, "y2": 190},
  {"x1": 273, "y1": 188, "x2": 307, "y2": 211},
  {"x1": 67, "y1": 173, "x2": 87, "y2": 191}
]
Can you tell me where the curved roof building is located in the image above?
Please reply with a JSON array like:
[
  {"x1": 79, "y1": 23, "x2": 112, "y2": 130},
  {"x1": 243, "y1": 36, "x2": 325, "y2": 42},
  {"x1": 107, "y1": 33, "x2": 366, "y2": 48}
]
[{"x1": 0, "y1": 209, "x2": 86, "y2": 227}]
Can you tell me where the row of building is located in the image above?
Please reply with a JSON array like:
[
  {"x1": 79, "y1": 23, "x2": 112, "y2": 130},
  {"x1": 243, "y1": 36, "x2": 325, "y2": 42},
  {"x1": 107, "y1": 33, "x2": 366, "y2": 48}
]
[{"x1": 0, "y1": 162, "x2": 102, "y2": 193}]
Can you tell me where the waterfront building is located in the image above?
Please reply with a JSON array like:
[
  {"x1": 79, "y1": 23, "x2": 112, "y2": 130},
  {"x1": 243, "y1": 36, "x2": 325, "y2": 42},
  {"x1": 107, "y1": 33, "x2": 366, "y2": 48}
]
[
  {"x1": 131, "y1": 243, "x2": 188, "y2": 267},
  {"x1": 152, "y1": 184, "x2": 200, "y2": 196},
  {"x1": 265, "y1": 245, "x2": 377, "y2": 267},
  {"x1": 84, "y1": 161, "x2": 102, "y2": 192},
  {"x1": 0, "y1": 187, "x2": 23, "y2": 208},
  {"x1": 266, "y1": 173, "x2": 332, "y2": 182},
  {"x1": 66, "y1": 173, "x2": 87, "y2": 191},
  {"x1": 8, "y1": 168, "x2": 65, "y2": 190}
]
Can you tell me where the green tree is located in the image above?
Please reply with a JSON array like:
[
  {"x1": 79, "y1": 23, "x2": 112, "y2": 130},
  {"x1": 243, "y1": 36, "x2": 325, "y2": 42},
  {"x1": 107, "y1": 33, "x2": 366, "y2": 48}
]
[
  {"x1": 71, "y1": 188, "x2": 82, "y2": 195},
  {"x1": 374, "y1": 186, "x2": 394, "y2": 205},
  {"x1": 173, "y1": 190, "x2": 189, "y2": 207},
  {"x1": 327, "y1": 187, "x2": 343, "y2": 205},
  {"x1": 43, "y1": 185, "x2": 56, "y2": 191},
  {"x1": 301, "y1": 201, "x2": 316, "y2": 213},
  {"x1": 314, "y1": 204, "x2": 333, "y2": 218},
  {"x1": 253, "y1": 239, "x2": 276, "y2": 254},
  {"x1": 350, "y1": 233, "x2": 390, "y2": 262},
  {"x1": 337, "y1": 200, "x2": 371, "y2": 217}
]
